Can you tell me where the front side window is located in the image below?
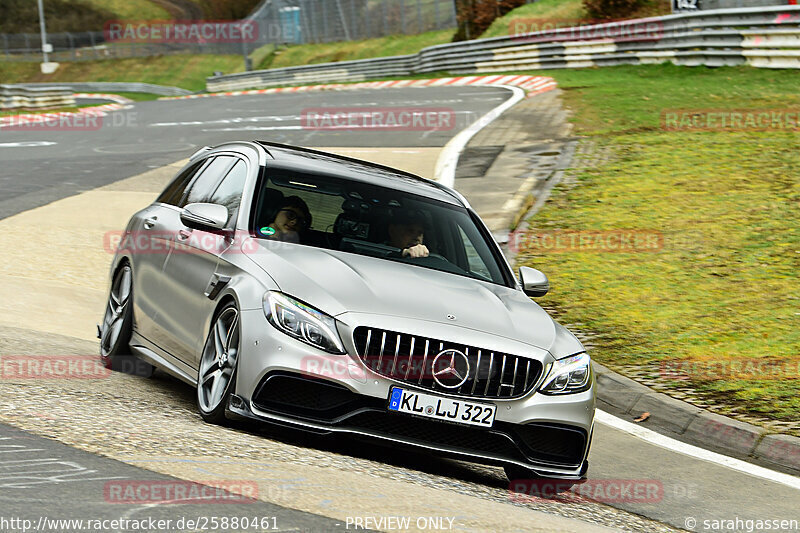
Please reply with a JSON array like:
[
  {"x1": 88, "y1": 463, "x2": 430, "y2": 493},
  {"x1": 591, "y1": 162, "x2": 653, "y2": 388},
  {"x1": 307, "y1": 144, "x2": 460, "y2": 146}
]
[
  {"x1": 209, "y1": 159, "x2": 248, "y2": 227},
  {"x1": 180, "y1": 156, "x2": 237, "y2": 208},
  {"x1": 252, "y1": 168, "x2": 508, "y2": 285}
]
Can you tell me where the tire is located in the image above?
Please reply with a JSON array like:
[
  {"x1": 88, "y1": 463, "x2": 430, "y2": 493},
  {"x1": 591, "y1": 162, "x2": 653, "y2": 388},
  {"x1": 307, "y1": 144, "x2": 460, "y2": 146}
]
[
  {"x1": 197, "y1": 302, "x2": 240, "y2": 425},
  {"x1": 99, "y1": 264, "x2": 154, "y2": 377}
]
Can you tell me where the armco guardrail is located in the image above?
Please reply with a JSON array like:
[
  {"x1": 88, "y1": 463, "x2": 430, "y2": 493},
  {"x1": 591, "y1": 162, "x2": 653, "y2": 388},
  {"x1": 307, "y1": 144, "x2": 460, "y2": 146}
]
[
  {"x1": 0, "y1": 84, "x2": 76, "y2": 110},
  {"x1": 12, "y1": 82, "x2": 192, "y2": 97},
  {"x1": 207, "y1": 5, "x2": 800, "y2": 92}
]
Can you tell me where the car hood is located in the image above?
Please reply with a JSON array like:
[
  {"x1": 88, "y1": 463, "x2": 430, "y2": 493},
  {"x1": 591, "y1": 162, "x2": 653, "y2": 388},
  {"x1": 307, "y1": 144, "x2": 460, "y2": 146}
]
[{"x1": 244, "y1": 239, "x2": 568, "y2": 353}]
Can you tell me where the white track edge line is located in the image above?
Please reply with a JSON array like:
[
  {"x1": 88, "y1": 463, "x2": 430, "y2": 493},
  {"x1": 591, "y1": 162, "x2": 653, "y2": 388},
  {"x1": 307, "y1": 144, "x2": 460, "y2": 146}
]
[
  {"x1": 596, "y1": 409, "x2": 800, "y2": 490},
  {"x1": 433, "y1": 85, "x2": 525, "y2": 189}
]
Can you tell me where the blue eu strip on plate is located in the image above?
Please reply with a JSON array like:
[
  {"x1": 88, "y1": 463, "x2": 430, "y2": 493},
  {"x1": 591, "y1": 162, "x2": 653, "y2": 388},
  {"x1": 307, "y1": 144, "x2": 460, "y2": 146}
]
[{"x1": 389, "y1": 387, "x2": 403, "y2": 411}]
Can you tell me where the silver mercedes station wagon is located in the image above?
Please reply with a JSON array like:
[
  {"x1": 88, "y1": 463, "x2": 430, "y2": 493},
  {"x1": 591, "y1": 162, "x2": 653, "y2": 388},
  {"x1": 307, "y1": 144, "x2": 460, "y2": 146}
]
[{"x1": 99, "y1": 141, "x2": 595, "y2": 482}]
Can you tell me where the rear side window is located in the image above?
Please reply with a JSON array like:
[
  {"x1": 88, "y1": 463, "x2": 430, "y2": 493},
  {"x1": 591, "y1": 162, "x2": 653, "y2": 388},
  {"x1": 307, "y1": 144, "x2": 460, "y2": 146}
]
[
  {"x1": 156, "y1": 160, "x2": 206, "y2": 206},
  {"x1": 180, "y1": 156, "x2": 237, "y2": 207}
]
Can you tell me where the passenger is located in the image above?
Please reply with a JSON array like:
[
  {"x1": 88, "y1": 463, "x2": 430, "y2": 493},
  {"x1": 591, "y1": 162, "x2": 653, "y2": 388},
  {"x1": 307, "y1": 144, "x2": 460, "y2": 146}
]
[
  {"x1": 387, "y1": 210, "x2": 429, "y2": 258},
  {"x1": 262, "y1": 196, "x2": 312, "y2": 243}
]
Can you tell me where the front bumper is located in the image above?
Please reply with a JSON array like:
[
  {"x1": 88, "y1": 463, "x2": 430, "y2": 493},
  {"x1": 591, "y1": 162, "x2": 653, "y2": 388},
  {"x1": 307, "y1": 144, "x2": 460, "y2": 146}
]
[{"x1": 234, "y1": 309, "x2": 595, "y2": 479}]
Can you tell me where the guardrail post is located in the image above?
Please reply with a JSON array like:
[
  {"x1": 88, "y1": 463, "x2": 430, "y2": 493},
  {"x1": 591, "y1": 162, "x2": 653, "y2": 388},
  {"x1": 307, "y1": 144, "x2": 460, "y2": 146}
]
[
  {"x1": 311, "y1": 0, "x2": 319, "y2": 44},
  {"x1": 417, "y1": 0, "x2": 422, "y2": 33},
  {"x1": 363, "y1": 0, "x2": 370, "y2": 38},
  {"x1": 66, "y1": 31, "x2": 76, "y2": 59},
  {"x1": 382, "y1": 0, "x2": 388, "y2": 36},
  {"x1": 336, "y1": 0, "x2": 351, "y2": 41},
  {"x1": 89, "y1": 31, "x2": 98, "y2": 59},
  {"x1": 297, "y1": 0, "x2": 308, "y2": 43},
  {"x1": 2, "y1": 34, "x2": 8, "y2": 58},
  {"x1": 299, "y1": 0, "x2": 308, "y2": 43},
  {"x1": 435, "y1": 0, "x2": 439, "y2": 30},
  {"x1": 350, "y1": 0, "x2": 358, "y2": 39},
  {"x1": 315, "y1": 0, "x2": 322, "y2": 43},
  {"x1": 321, "y1": 0, "x2": 329, "y2": 42},
  {"x1": 402, "y1": 0, "x2": 406, "y2": 34}
]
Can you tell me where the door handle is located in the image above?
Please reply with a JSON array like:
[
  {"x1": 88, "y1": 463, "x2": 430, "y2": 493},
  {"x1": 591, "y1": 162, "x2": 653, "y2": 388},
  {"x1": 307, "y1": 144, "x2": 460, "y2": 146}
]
[
  {"x1": 178, "y1": 229, "x2": 191, "y2": 240},
  {"x1": 143, "y1": 217, "x2": 157, "y2": 229}
]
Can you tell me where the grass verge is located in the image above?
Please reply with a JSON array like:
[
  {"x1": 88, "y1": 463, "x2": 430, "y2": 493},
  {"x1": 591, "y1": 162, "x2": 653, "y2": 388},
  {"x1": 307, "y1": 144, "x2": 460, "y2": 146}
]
[
  {"x1": 514, "y1": 64, "x2": 799, "y2": 426},
  {"x1": 101, "y1": 91, "x2": 161, "y2": 101},
  {"x1": 268, "y1": 29, "x2": 455, "y2": 69},
  {"x1": 0, "y1": 55, "x2": 245, "y2": 93},
  {"x1": 482, "y1": 0, "x2": 671, "y2": 39}
]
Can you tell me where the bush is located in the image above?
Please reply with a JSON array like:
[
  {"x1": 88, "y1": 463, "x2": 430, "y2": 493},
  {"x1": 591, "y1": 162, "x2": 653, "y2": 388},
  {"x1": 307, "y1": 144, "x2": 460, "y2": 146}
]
[
  {"x1": 454, "y1": 0, "x2": 526, "y2": 41},
  {"x1": 582, "y1": 0, "x2": 645, "y2": 20},
  {"x1": 0, "y1": 0, "x2": 116, "y2": 33},
  {"x1": 196, "y1": 0, "x2": 262, "y2": 20}
]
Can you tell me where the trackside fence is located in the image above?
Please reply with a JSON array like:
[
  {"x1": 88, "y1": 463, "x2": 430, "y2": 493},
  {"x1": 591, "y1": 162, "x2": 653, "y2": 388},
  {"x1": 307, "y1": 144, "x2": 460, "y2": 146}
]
[{"x1": 206, "y1": 5, "x2": 800, "y2": 91}]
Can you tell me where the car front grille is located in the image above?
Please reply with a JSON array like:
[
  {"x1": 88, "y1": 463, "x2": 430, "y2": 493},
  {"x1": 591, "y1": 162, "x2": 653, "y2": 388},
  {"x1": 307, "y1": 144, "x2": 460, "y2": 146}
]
[{"x1": 352, "y1": 327, "x2": 543, "y2": 399}]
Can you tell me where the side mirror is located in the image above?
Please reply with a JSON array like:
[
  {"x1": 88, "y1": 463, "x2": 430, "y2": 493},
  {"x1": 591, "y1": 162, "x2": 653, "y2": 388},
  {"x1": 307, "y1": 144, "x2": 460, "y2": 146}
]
[
  {"x1": 180, "y1": 203, "x2": 229, "y2": 232},
  {"x1": 519, "y1": 266, "x2": 549, "y2": 297}
]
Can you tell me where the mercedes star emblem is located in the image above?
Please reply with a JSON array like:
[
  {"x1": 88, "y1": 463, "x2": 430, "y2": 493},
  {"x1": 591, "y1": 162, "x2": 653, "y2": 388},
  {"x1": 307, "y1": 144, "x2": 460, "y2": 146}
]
[{"x1": 431, "y1": 349, "x2": 470, "y2": 389}]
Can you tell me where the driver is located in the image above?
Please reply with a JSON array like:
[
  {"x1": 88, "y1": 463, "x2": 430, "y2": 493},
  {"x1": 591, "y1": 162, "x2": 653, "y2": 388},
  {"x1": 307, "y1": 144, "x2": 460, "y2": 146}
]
[{"x1": 387, "y1": 210, "x2": 429, "y2": 258}]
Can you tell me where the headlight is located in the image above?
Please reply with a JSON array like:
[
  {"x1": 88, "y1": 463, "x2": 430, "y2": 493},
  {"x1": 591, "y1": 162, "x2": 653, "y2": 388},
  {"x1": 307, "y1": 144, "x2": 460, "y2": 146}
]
[
  {"x1": 263, "y1": 292, "x2": 345, "y2": 354},
  {"x1": 539, "y1": 352, "x2": 591, "y2": 395}
]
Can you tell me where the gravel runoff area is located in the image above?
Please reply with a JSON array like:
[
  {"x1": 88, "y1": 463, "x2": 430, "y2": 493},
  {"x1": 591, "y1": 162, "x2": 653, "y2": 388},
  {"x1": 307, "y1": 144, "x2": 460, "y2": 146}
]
[{"x1": 0, "y1": 324, "x2": 679, "y2": 533}]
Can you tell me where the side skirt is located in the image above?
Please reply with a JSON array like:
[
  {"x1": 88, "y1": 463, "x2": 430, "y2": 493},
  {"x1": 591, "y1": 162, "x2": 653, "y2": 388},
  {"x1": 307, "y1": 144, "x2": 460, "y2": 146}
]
[{"x1": 130, "y1": 332, "x2": 197, "y2": 386}]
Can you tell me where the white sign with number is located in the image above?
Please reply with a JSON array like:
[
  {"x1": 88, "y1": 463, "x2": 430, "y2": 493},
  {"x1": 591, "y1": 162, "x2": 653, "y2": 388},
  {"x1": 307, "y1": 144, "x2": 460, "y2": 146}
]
[{"x1": 674, "y1": 0, "x2": 699, "y2": 10}]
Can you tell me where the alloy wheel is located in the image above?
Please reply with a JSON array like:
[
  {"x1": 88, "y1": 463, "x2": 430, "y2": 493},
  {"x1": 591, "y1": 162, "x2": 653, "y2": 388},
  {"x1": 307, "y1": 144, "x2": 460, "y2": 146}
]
[
  {"x1": 198, "y1": 306, "x2": 240, "y2": 414},
  {"x1": 101, "y1": 265, "x2": 132, "y2": 356}
]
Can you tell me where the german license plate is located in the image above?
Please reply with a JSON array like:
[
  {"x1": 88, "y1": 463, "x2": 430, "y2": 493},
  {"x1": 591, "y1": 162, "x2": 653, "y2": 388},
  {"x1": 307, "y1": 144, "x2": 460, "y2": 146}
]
[{"x1": 387, "y1": 387, "x2": 496, "y2": 428}]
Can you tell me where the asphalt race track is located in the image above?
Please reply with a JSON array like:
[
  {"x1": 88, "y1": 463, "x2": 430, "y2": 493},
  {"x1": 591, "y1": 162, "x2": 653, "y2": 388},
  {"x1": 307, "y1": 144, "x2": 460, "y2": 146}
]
[
  {"x1": 0, "y1": 86, "x2": 798, "y2": 532},
  {"x1": 0, "y1": 87, "x2": 506, "y2": 219}
]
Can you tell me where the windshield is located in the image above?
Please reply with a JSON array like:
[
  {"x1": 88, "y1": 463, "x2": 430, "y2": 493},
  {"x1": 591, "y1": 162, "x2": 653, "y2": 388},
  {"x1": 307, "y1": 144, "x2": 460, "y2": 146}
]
[{"x1": 251, "y1": 167, "x2": 509, "y2": 286}]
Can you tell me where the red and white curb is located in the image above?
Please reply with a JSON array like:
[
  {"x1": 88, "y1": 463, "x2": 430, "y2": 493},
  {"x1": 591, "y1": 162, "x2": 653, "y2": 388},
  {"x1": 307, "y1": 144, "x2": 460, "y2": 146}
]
[
  {"x1": 74, "y1": 93, "x2": 134, "y2": 105},
  {"x1": 0, "y1": 94, "x2": 132, "y2": 129},
  {"x1": 161, "y1": 75, "x2": 557, "y2": 101}
]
